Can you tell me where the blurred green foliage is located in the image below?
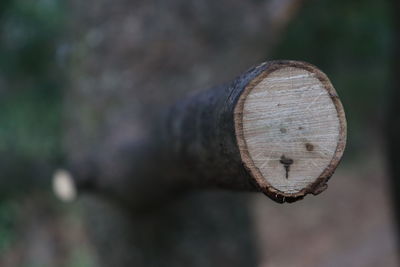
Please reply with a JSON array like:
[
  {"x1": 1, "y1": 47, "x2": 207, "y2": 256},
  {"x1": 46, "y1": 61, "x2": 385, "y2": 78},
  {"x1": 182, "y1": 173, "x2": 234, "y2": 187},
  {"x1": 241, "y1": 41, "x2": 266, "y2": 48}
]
[
  {"x1": 0, "y1": 0, "x2": 65, "y2": 255},
  {"x1": 0, "y1": 0, "x2": 65, "y2": 162},
  {"x1": 275, "y1": 0, "x2": 392, "y2": 160},
  {"x1": 0, "y1": 200, "x2": 17, "y2": 253}
]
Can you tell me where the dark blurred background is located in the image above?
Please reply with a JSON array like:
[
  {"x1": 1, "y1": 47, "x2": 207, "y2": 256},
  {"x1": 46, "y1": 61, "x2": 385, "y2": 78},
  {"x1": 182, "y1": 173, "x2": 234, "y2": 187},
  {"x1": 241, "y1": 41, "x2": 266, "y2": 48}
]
[{"x1": 0, "y1": 0, "x2": 398, "y2": 266}]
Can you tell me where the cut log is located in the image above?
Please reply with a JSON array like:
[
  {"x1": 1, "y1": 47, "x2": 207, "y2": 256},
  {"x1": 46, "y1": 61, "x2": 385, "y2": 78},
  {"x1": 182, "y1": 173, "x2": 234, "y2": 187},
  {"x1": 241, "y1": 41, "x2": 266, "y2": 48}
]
[
  {"x1": 235, "y1": 61, "x2": 347, "y2": 202},
  {"x1": 70, "y1": 60, "x2": 346, "y2": 205},
  {"x1": 64, "y1": 2, "x2": 336, "y2": 265}
]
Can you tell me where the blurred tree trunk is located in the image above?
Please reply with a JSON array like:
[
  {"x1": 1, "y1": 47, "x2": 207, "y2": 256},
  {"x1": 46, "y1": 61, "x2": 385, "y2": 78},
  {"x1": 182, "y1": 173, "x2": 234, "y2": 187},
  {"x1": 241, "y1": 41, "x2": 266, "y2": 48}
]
[
  {"x1": 388, "y1": 0, "x2": 400, "y2": 250},
  {"x1": 66, "y1": 0, "x2": 304, "y2": 265}
]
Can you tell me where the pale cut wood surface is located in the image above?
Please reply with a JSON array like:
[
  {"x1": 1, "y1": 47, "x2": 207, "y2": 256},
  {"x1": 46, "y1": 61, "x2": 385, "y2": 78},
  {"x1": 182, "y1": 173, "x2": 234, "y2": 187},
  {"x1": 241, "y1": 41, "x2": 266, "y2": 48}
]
[{"x1": 235, "y1": 62, "x2": 346, "y2": 200}]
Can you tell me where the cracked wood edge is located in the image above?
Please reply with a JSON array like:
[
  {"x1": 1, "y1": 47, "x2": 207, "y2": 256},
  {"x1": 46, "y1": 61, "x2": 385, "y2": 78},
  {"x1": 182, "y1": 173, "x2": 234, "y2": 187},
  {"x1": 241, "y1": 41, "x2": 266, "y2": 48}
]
[{"x1": 234, "y1": 61, "x2": 347, "y2": 203}]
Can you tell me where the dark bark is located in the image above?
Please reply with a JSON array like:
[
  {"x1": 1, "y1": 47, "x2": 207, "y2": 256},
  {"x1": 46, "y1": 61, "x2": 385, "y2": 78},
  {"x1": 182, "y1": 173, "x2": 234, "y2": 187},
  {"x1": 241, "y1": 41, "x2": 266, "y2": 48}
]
[
  {"x1": 70, "y1": 60, "x2": 345, "y2": 209},
  {"x1": 65, "y1": 0, "x2": 305, "y2": 266},
  {"x1": 70, "y1": 63, "x2": 271, "y2": 209}
]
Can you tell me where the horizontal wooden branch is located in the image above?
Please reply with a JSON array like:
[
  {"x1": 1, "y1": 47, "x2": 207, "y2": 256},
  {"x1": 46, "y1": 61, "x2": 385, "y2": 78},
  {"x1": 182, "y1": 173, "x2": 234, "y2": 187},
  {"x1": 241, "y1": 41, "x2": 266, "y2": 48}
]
[{"x1": 67, "y1": 60, "x2": 346, "y2": 207}]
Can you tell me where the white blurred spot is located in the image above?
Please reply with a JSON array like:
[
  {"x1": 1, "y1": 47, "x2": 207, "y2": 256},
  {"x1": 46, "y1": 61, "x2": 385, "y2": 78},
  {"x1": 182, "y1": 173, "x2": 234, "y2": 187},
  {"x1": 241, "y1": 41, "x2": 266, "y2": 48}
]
[{"x1": 52, "y1": 169, "x2": 77, "y2": 202}]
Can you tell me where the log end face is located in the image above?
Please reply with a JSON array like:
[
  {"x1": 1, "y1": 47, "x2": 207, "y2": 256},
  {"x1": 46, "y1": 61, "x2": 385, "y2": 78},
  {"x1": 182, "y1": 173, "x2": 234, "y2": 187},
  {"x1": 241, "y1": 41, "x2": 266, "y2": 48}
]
[{"x1": 235, "y1": 61, "x2": 346, "y2": 203}]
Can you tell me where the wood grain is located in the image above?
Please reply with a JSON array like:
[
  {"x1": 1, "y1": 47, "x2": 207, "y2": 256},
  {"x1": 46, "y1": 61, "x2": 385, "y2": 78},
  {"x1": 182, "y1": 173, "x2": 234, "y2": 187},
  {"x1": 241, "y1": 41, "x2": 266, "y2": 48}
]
[{"x1": 235, "y1": 61, "x2": 346, "y2": 202}]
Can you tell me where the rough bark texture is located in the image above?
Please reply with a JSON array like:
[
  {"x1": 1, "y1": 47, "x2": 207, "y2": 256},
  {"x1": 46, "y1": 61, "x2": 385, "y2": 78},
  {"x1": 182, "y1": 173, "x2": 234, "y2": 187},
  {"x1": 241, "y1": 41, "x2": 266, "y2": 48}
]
[
  {"x1": 71, "y1": 61, "x2": 345, "y2": 208},
  {"x1": 70, "y1": 64, "x2": 265, "y2": 209},
  {"x1": 65, "y1": 0, "x2": 305, "y2": 266}
]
